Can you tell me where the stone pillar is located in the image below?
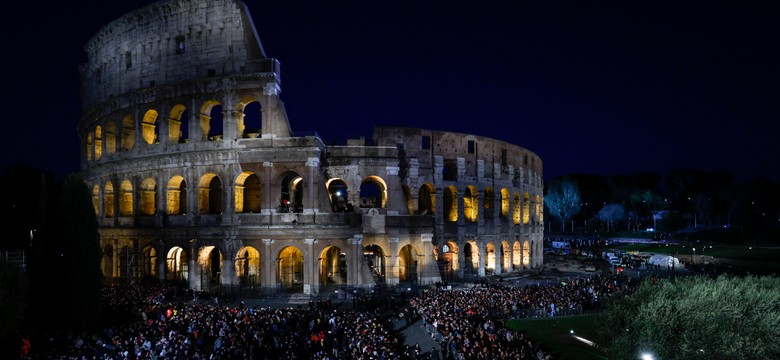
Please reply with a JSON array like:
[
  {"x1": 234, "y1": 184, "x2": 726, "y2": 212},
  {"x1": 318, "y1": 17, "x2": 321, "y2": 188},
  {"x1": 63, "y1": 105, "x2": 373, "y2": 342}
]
[
  {"x1": 262, "y1": 239, "x2": 275, "y2": 293},
  {"x1": 305, "y1": 157, "x2": 319, "y2": 214},
  {"x1": 262, "y1": 162, "x2": 274, "y2": 214},
  {"x1": 157, "y1": 240, "x2": 166, "y2": 282},
  {"x1": 386, "y1": 237, "x2": 399, "y2": 285},
  {"x1": 419, "y1": 233, "x2": 441, "y2": 285},
  {"x1": 348, "y1": 236, "x2": 363, "y2": 288},
  {"x1": 385, "y1": 166, "x2": 406, "y2": 214},
  {"x1": 189, "y1": 241, "x2": 201, "y2": 290},
  {"x1": 221, "y1": 238, "x2": 237, "y2": 286},
  {"x1": 494, "y1": 242, "x2": 502, "y2": 275},
  {"x1": 303, "y1": 238, "x2": 316, "y2": 294},
  {"x1": 478, "y1": 241, "x2": 486, "y2": 277}
]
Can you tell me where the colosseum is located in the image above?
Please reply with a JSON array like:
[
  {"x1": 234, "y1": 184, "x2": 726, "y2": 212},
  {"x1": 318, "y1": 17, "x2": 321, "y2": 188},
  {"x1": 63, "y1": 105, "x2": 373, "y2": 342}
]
[{"x1": 78, "y1": 0, "x2": 544, "y2": 295}]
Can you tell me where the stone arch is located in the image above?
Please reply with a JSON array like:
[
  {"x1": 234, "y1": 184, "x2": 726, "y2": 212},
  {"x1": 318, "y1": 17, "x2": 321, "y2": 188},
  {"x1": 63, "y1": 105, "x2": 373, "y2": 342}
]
[
  {"x1": 501, "y1": 241, "x2": 511, "y2": 273},
  {"x1": 198, "y1": 245, "x2": 223, "y2": 290},
  {"x1": 141, "y1": 109, "x2": 159, "y2": 145},
  {"x1": 200, "y1": 100, "x2": 223, "y2": 141},
  {"x1": 280, "y1": 172, "x2": 304, "y2": 212},
  {"x1": 168, "y1": 104, "x2": 189, "y2": 143},
  {"x1": 363, "y1": 244, "x2": 386, "y2": 283},
  {"x1": 239, "y1": 97, "x2": 262, "y2": 137},
  {"x1": 523, "y1": 240, "x2": 531, "y2": 268},
  {"x1": 121, "y1": 114, "x2": 135, "y2": 151},
  {"x1": 536, "y1": 194, "x2": 543, "y2": 224},
  {"x1": 94, "y1": 125, "x2": 103, "y2": 160},
  {"x1": 103, "y1": 182, "x2": 115, "y2": 218},
  {"x1": 439, "y1": 241, "x2": 459, "y2": 281},
  {"x1": 500, "y1": 188, "x2": 510, "y2": 218},
  {"x1": 92, "y1": 184, "x2": 100, "y2": 216},
  {"x1": 166, "y1": 246, "x2": 189, "y2": 281},
  {"x1": 143, "y1": 245, "x2": 157, "y2": 277},
  {"x1": 277, "y1": 246, "x2": 304, "y2": 292},
  {"x1": 235, "y1": 172, "x2": 261, "y2": 213},
  {"x1": 360, "y1": 176, "x2": 387, "y2": 209},
  {"x1": 401, "y1": 184, "x2": 413, "y2": 214},
  {"x1": 464, "y1": 185, "x2": 478, "y2": 222},
  {"x1": 86, "y1": 132, "x2": 94, "y2": 161},
  {"x1": 463, "y1": 241, "x2": 479, "y2": 276},
  {"x1": 442, "y1": 159, "x2": 458, "y2": 181},
  {"x1": 326, "y1": 178, "x2": 349, "y2": 212},
  {"x1": 443, "y1": 185, "x2": 458, "y2": 222},
  {"x1": 319, "y1": 246, "x2": 347, "y2": 286},
  {"x1": 105, "y1": 120, "x2": 117, "y2": 154},
  {"x1": 198, "y1": 173, "x2": 222, "y2": 214},
  {"x1": 483, "y1": 187, "x2": 494, "y2": 219},
  {"x1": 235, "y1": 246, "x2": 261, "y2": 285},
  {"x1": 523, "y1": 192, "x2": 531, "y2": 224},
  {"x1": 119, "y1": 180, "x2": 133, "y2": 217},
  {"x1": 513, "y1": 192, "x2": 521, "y2": 225},
  {"x1": 166, "y1": 175, "x2": 187, "y2": 215},
  {"x1": 513, "y1": 241, "x2": 522, "y2": 270},
  {"x1": 418, "y1": 183, "x2": 435, "y2": 215},
  {"x1": 398, "y1": 244, "x2": 420, "y2": 283},
  {"x1": 485, "y1": 243, "x2": 496, "y2": 275},
  {"x1": 139, "y1": 178, "x2": 157, "y2": 216}
]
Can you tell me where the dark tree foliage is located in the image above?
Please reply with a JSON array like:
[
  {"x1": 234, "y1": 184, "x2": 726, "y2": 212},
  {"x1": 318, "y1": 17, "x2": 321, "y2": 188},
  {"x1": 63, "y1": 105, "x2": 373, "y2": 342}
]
[
  {"x1": 599, "y1": 275, "x2": 780, "y2": 360},
  {"x1": 0, "y1": 262, "x2": 27, "y2": 338},
  {"x1": 56, "y1": 173, "x2": 103, "y2": 331}
]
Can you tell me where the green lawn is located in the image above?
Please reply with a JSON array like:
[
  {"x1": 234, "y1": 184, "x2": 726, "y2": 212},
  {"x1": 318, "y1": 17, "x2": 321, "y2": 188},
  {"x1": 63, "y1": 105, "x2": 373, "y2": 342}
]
[{"x1": 506, "y1": 314, "x2": 609, "y2": 360}]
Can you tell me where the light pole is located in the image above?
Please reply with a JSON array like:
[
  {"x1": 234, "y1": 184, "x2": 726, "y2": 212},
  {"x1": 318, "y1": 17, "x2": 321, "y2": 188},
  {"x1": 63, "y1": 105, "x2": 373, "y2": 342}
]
[{"x1": 692, "y1": 247, "x2": 696, "y2": 266}]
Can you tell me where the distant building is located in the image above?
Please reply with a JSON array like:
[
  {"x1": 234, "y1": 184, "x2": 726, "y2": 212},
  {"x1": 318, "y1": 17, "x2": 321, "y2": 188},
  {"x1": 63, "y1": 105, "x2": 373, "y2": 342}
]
[{"x1": 77, "y1": 0, "x2": 544, "y2": 294}]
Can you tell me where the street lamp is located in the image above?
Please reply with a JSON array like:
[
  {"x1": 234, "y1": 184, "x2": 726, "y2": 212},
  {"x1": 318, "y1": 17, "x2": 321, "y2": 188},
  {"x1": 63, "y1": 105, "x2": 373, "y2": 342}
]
[{"x1": 692, "y1": 247, "x2": 696, "y2": 266}]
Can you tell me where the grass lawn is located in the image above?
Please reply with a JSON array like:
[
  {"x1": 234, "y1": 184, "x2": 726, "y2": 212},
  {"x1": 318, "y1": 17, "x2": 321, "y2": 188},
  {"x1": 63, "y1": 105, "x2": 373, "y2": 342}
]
[{"x1": 506, "y1": 314, "x2": 609, "y2": 360}]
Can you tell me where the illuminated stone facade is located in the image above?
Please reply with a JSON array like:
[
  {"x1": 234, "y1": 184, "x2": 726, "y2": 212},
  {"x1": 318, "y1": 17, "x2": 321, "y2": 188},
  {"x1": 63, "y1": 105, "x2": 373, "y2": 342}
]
[{"x1": 77, "y1": 0, "x2": 544, "y2": 294}]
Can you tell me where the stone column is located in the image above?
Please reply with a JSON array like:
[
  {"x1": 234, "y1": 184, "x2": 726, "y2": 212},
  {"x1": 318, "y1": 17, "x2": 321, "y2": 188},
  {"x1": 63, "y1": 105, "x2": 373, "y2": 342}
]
[
  {"x1": 221, "y1": 238, "x2": 237, "y2": 287},
  {"x1": 305, "y1": 158, "x2": 319, "y2": 214},
  {"x1": 348, "y1": 235, "x2": 363, "y2": 288},
  {"x1": 386, "y1": 237, "x2": 399, "y2": 285},
  {"x1": 478, "y1": 241, "x2": 486, "y2": 277},
  {"x1": 189, "y1": 240, "x2": 201, "y2": 291},
  {"x1": 262, "y1": 239, "x2": 275, "y2": 293},
  {"x1": 262, "y1": 162, "x2": 274, "y2": 214},
  {"x1": 419, "y1": 233, "x2": 441, "y2": 285}
]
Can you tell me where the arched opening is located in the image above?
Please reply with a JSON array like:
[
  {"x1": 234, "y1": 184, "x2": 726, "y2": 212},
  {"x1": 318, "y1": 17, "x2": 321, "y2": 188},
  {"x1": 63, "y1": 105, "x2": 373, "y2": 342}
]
[
  {"x1": 513, "y1": 241, "x2": 522, "y2": 270},
  {"x1": 240, "y1": 99, "x2": 262, "y2": 137},
  {"x1": 485, "y1": 243, "x2": 496, "y2": 275},
  {"x1": 198, "y1": 246, "x2": 222, "y2": 291},
  {"x1": 438, "y1": 241, "x2": 458, "y2": 281},
  {"x1": 121, "y1": 114, "x2": 134, "y2": 151},
  {"x1": 92, "y1": 184, "x2": 100, "y2": 216},
  {"x1": 442, "y1": 159, "x2": 458, "y2": 181},
  {"x1": 166, "y1": 176, "x2": 187, "y2": 215},
  {"x1": 198, "y1": 173, "x2": 222, "y2": 214},
  {"x1": 235, "y1": 172, "x2": 261, "y2": 213},
  {"x1": 119, "y1": 180, "x2": 133, "y2": 217},
  {"x1": 464, "y1": 185, "x2": 478, "y2": 222},
  {"x1": 463, "y1": 242, "x2": 478, "y2": 277},
  {"x1": 523, "y1": 192, "x2": 531, "y2": 224},
  {"x1": 277, "y1": 246, "x2": 303, "y2": 292},
  {"x1": 86, "y1": 132, "x2": 93, "y2": 161},
  {"x1": 280, "y1": 172, "x2": 303, "y2": 212},
  {"x1": 103, "y1": 182, "x2": 115, "y2": 218},
  {"x1": 398, "y1": 245, "x2": 419, "y2": 283},
  {"x1": 105, "y1": 120, "x2": 117, "y2": 155},
  {"x1": 364, "y1": 244, "x2": 386, "y2": 283},
  {"x1": 140, "y1": 178, "x2": 157, "y2": 216},
  {"x1": 168, "y1": 105, "x2": 189, "y2": 143},
  {"x1": 523, "y1": 240, "x2": 531, "y2": 269},
  {"x1": 94, "y1": 125, "x2": 103, "y2": 160},
  {"x1": 418, "y1": 183, "x2": 435, "y2": 215},
  {"x1": 141, "y1": 109, "x2": 159, "y2": 145},
  {"x1": 235, "y1": 246, "x2": 261, "y2": 286},
  {"x1": 143, "y1": 246, "x2": 157, "y2": 277},
  {"x1": 501, "y1": 188, "x2": 510, "y2": 218},
  {"x1": 513, "y1": 192, "x2": 521, "y2": 225},
  {"x1": 444, "y1": 186, "x2": 458, "y2": 222},
  {"x1": 536, "y1": 195, "x2": 543, "y2": 224},
  {"x1": 200, "y1": 101, "x2": 223, "y2": 141},
  {"x1": 483, "y1": 187, "x2": 494, "y2": 219},
  {"x1": 319, "y1": 246, "x2": 347, "y2": 286},
  {"x1": 166, "y1": 246, "x2": 188, "y2": 281},
  {"x1": 118, "y1": 246, "x2": 139, "y2": 281},
  {"x1": 502, "y1": 241, "x2": 511, "y2": 273},
  {"x1": 327, "y1": 178, "x2": 349, "y2": 212},
  {"x1": 359, "y1": 176, "x2": 387, "y2": 209}
]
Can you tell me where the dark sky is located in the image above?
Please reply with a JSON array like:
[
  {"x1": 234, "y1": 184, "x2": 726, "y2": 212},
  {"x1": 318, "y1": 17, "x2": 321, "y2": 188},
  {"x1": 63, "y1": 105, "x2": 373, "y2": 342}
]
[{"x1": 3, "y1": 1, "x2": 778, "y2": 183}]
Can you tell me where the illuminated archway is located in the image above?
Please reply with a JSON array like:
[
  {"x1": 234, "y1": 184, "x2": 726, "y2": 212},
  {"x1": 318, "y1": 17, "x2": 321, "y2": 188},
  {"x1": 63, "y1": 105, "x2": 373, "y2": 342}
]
[
  {"x1": 140, "y1": 178, "x2": 157, "y2": 216},
  {"x1": 464, "y1": 185, "x2": 478, "y2": 222},
  {"x1": 199, "y1": 246, "x2": 223, "y2": 290},
  {"x1": 364, "y1": 244, "x2": 386, "y2": 282},
  {"x1": 444, "y1": 185, "x2": 458, "y2": 222},
  {"x1": 168, "y1": 104, "x2": 189, "y2": 143},
  {"x1": 280, "y1": 172, "x2": 304, "y2": 212},
  {"x1": 199, "y1": 101, "x2": 223, "y2": 141},
  {"x1": 277, "y1": 246, "x2": 303, "y2": 292},
  {"x1": 536, "y1": 195, "x2": 543, "y2": 224},
  {"x1": 483, "y1": 187, "x2": 494, "y2": 219},
  {"x1": 463, "y1": 242, "x2": 479, "y2": 276},
  {"x1": 360, "y1": 176, "x2": 387, "y2": 209},
  {"x1": 523, "y1": 192, "x2": 531, "y2": 224},
  {"x1": 166, "y1": 246, "x2": 188, "y2": 281},
  {"x1": 198, "y1": 173, "x2": 222, "y2": 214},
  {"x1": 103, "y1": 182, "x2": 115, "y2": 218},
  {"x1": 239, "y1": 98, "x2": 262, "y2": 137},
  {"x1": 501, "y1": 188, "x2": 510, "y2": 218},
  {"x1": 326, "y1": 178, "x2": 349, "y2": 212},
  {"x1": 501, "y1": 241, "x2": 511, "y2": 272},
  {"x1": 121, "y1": 114, "x2": 134, "y2": 151},
  {"x1": 513, "y1": 192, "x2": 521, "y2": 225},
  {"x1": 235, "y1": 172, "x2": 261, "y2": 213},
  {"x1": 86, "y1": 132, "x2": 93, "y2": 161},
  {"x1": 166, "y1": 176, "x2": 187, "y2": 215},
  {"x1": 141, "y1": 109, "x2": 159, "y2": 145},
  {"x1": 143, "y1": 246, "x2": 157, "y2": 277},
  {"x1": 94, "y1": 125, "x2": 102, "y2": 160},
  {"x1": 105, "y1": 120, "x2": 116, "y2": 154},
  {"x1": 418, "y1": 183, "x2": 435, "y2": 215},
  {"x1": 119, "y1": 180, "x2": 133, "y2": 217},
  {"x1": 523, "y1": 240, "x2": 531, "y2": 268},
  {"x1": 235, "y1": 246, "x2": 261, "y2": 285},
  {"x1": 319, "y1": 246, "x2": 347, "y2": 285},
  {"x1": 486, "y1": 243, "x2": 496, "y2": 275},
  {"x1": 92, "y1": 184, "x2": 100, "y2": 216},
  {"x1": 399, "y1": 244, "x2": 419, "y2": 283},
  {"x1": 513, "y1": 241, "x2": 522, "y2": 270}
]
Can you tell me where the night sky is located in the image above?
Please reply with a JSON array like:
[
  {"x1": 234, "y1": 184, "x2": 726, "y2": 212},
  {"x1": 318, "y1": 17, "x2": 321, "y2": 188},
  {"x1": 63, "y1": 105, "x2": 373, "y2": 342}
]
[{"x1": 3, "y1": 1, "x2": 778, "y2": 183}]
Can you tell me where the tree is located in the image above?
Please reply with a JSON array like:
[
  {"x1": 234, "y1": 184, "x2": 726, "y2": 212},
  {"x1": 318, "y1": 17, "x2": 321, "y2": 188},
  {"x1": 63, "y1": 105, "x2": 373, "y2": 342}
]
[
  {"x1": 57, "y1": 173, "x2": 103, "y2": 331},
  {"x1": 596, "y1": 204, "x2": 625, "y2": 232},
  {"x1": 0, "y1": 262, "x2": 27, "y2": 339},
  {"x1": 600, "y1": 275, "x2": 780, "y2": 360},
  {"x1": 545, "y1": 177, "x2": 581, "y2": 232}
]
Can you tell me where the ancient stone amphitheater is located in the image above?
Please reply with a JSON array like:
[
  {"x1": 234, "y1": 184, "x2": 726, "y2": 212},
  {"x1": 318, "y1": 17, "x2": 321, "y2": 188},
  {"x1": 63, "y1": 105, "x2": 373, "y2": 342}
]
[{"x1": 78, "y1": 0, "x2": 544, "y2": 295}]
